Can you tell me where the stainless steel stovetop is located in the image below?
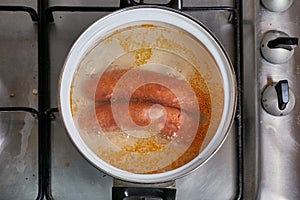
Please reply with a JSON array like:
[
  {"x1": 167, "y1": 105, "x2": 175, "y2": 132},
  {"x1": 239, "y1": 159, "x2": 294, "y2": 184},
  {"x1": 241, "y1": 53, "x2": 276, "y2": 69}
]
[{"x1": 0, "y1": 0, "x2": 299, "y2": 199}]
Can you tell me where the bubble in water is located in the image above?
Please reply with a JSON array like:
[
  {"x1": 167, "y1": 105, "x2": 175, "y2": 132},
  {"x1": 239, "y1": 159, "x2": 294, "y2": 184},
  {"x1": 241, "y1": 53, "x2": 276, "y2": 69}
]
[{"x1": 297, "y1": 115, "x2": 300, "y2": 126}]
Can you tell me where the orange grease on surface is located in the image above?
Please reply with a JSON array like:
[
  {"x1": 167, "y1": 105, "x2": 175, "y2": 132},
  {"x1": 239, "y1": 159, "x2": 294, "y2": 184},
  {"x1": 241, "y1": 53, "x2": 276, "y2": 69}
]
[
  {"x1": 135, "y1": 48, "x2": 152, "y2": 66},
  {"x1": 141, "y1": 24, "x2": 156, "y2": 28}
]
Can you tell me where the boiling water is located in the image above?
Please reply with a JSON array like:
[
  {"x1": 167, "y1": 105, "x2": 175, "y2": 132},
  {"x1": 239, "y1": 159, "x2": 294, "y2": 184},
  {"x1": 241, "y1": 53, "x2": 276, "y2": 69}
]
[{"x1": 70, "y1": 23, "x2": 214, "y2": 174}]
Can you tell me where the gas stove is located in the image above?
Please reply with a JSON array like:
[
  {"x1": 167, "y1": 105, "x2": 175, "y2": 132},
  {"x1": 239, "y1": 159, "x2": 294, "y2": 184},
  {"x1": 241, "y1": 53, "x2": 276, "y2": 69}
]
[{"x1": 0, "y1": 0, "x2": 299, "y2": 199}]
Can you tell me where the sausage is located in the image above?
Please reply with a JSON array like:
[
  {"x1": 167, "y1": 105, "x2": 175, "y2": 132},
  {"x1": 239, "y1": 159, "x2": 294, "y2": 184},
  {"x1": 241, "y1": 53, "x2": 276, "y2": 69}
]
[
  {"x1": 78, "y1": 101, "x2": 198, "y2": 143},
  {"x1": 86, "y1": 69, "x2": 201, "y2": 113}
]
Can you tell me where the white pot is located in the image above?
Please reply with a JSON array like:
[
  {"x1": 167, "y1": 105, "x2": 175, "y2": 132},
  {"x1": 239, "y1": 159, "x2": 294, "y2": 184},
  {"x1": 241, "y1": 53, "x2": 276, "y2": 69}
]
[{"x1": 58, "y1": 6, "x2": 236, "y2": 184}]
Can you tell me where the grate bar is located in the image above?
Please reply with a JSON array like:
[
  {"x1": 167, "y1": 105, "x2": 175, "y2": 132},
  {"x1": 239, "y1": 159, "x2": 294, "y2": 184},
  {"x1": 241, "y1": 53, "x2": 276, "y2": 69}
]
[
  {"x1": 0, "y1": 107, "x2": 39, "y2": 118},
  {"x1": 45, "y1": 6, "x2": 119, "y2": 22},
  {"x1": 0, "y1": 6, "x2": 38, "y2": 21}
]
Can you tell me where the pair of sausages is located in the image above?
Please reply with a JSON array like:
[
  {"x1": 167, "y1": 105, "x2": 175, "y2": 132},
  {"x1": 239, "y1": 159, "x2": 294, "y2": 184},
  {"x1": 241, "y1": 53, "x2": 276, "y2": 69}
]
[{"x1": 83, "y1": 69, "x2": 202, "y2": 142}]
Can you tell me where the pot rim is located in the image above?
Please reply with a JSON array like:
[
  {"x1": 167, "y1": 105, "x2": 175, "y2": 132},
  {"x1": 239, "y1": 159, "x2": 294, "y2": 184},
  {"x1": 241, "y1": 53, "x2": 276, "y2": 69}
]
[{"x1": 58, "y1": 5, "x2": 237, "y2": 184}]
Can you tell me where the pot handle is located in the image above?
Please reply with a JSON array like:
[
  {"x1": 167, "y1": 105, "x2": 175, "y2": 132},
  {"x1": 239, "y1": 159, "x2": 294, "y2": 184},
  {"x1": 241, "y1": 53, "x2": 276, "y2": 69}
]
[{"x1": 112, "y1": 186, "x2": 176, "y2": 200}]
